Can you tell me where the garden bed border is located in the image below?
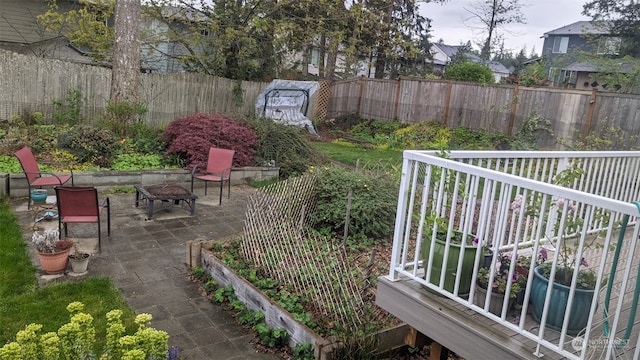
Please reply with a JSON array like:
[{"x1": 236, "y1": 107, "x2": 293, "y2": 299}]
[
  {"x1": 1, "y1": 166, "x2": 279, "y2": 197},
  {"x1": 189, "y1": 241, "x2": 422, "y2": 360}
]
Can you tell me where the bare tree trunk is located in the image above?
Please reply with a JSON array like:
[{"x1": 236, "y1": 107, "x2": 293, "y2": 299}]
[
  {"x1": 110, "y1": 0, "x2": 141, "y2": 106},
  {"x1": 318, "y1": 32, "x2": 326, "y2": 79},
  {"x1": 374, "y1": 1, "x2": 393, "y2": 79},
  {"x1": 325, "y1": 43, "x2": 338, "y2": 81}
]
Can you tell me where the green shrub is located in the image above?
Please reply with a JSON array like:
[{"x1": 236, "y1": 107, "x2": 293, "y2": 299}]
[
  {"x1": 348, "y1": 120, "x2": 406, "y2": 144},
  {"x1": 449, "y1": 126, "x2": 508, "y2": 150},
  {"x1": 127, "y1": 121, "x2": 166, "y2": 154},
  {"x1": 445, "y1": 62, "x2": 495, "y2": 84},
  {"x1": 251, "y1": 120, "x2": 320, "y2": 179},
  {"x1": 58, "y1": 125, "x2": 119, "y2": 167},
  {"x1": 310, "y1": 166, "x2": 397, "y2": 240},
  {"x1": 510, "y1": 111, "x2": 553, "y2": 150},
  {"x1": 518, "y1": 61, "x2": 549, "y2": 86},
  {"x1": 323, "y1": 112, "x2": 363, "y2": 132},
  {"x1": 0, "y1": 156, "x2": 22, "y2": 173},
  {"x1": 111, "y1": 153, "x2": 164, "y2": 170},
  {"x1": 104, "y1": 101, "x2": 149, "y2": 136},
  {"x1": 392, "y1": 121, "x2": 451, "y2": 150},
  {"x1": 52, "y1": 88, "x2": 84, "y2": 126}
]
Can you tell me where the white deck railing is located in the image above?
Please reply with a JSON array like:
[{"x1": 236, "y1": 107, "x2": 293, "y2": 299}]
[{"x1": 386, "y1": 151, "x2": 640, "y2": 359}]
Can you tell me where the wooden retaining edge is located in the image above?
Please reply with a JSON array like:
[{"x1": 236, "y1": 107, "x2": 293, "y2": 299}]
[{"x1": 194, "y1": 244, "x2": 421, "y2": 359}]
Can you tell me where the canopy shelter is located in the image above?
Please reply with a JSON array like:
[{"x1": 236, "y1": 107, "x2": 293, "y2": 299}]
[{"x1": 255, "y1": 80, "x2": 319, "y2": 135}]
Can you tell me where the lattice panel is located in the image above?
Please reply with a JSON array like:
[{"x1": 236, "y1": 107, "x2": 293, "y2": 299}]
[
  {"x1": 314, "y1": 80, "x2": 330, "y2": 122},
  {"x1": 239, "y1": 173, "x2": 366, "y2": 330}
]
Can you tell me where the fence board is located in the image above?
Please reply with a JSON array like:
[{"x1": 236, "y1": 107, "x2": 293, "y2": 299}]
[
  {"x1": 326, "y1": 77, "x2": 640, "y2": 149},
  {"x1": 0, "y1": 50, "x2": 268, "y2": 127},
  {"x1": 3, "y1": 49, "x2": 640, "y2": 149}
]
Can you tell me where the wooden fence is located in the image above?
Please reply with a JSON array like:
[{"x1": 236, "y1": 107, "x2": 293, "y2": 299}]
[
  {"x1": 2, "y1": 49, "x2": 640, "y2": 149},
  {"x1": 326, "y1": 77, "x2": 640, "y2": 149},
  {"x1": 0, "y1": 50, "x2": 269, "y2": 127}
]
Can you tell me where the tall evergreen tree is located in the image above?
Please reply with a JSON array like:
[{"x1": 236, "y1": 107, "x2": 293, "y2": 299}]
[{"x1": 582, "y1": 0, "x2": 640, "y2": 57}]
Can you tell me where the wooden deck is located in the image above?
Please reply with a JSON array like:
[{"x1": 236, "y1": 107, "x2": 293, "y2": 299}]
[
  {"x1": 377, "y1": 276, "x2": 639, "y2": 359},
  {"x1": 376, "y1": 229, "x2": 640, "y2": 360}
]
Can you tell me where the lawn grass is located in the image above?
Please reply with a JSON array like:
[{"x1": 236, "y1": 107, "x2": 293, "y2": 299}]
[
  {"x1": 0, "y1": 197, "x2": 137, "y2": 351},
  {"x1": 311, "y1": 141, "x2": 402, "y2": 166}
]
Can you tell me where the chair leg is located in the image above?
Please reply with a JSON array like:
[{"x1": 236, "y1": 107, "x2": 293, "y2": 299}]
[
  {"x1": 227, "y1": 179, "x2": 231, "y2": 199},
  {"x1": 204, "y1": 181, "x2": 208, "y2": 195},
  {"x1": 97, "y1": 220, "x2": 101, "y2": 252},
  {"x1": 218, "y1": 181, "x2": 223, "y2": 205},
  {"x1": 27, "y1": 185, "x2": 32, "y2": 210},
  {"x1": 105, "y1": 197, "x2": 111, "y2": 236}
]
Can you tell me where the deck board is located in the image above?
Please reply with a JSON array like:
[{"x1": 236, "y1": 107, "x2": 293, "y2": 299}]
[{"x1": 376, "y1": 274, "x2": 638, "y2": 359}]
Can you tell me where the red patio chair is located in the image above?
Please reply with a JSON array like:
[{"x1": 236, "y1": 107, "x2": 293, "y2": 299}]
[
  {"x1": 55, "y1": 186, "x2": 110, "y2": 251},
  {"x1": 191, "y1": 147, "x2": 235, "y2": 205},
  {"x1": 15, "y1": 146, "x2": 73, "y2": 209}
]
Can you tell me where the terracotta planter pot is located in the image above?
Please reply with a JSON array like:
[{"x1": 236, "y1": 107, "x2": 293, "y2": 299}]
[{"x1": 38, "y1": 248, "x2": 71, "y2": 274}]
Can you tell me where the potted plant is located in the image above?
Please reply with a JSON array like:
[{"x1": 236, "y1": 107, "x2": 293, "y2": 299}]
[
  {"x1": 421, "y1": 157, "x2": 486, "y2": 297},
  {"x1": 512, "y1": 162, "x2": 606, "y2": 335},
  {"x1": 422, "y1": 227, "x2": 482, "y2": 296},
  {"x1": 31, "y1": 228, "x2": 73, "y2": 274},
  {"x1": 474, "y1": 256, "x2": 521, "y2": 316},
  {"x1": 69, "y1": 242, "x2": 90, "y2": 274}
]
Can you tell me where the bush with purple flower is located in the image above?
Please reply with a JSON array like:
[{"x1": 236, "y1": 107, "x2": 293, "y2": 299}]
[{"x1": 509, "y1": 162, "x2": 604, "y2": 290}]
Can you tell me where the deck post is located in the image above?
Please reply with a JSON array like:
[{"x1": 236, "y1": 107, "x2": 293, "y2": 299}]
[{"x1": 429, "y1": 341, "x2": 442, "y2": 360}]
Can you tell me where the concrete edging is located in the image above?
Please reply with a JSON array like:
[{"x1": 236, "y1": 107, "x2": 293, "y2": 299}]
[{"x1": 1, "y1": 167, "x2": 279, "y2": 197}]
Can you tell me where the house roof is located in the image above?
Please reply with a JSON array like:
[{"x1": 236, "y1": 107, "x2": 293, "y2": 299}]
[
  {"x1": 434, "y1": 43, "x2": 462, "y2": 58},
  {"x1": 432, "y1": 43, "x2": 483, "y2": 62},
  {"x1": 487, "y1": 61, "x2": 510, "y2": 75},
  {"x1": 430, "y1": 42, "x2": 511, "y2": 75},
  {"x1": 543, "y1": 21, "x2": 611, "y2": 37}
]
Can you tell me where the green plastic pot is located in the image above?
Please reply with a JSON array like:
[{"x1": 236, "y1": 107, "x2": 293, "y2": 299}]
[{"x1": 422, "y1": 232, "x2": 477, "y2": 296}]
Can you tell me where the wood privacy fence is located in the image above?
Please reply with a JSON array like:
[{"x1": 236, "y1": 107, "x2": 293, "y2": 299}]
[
  {"x1": 0, "y1": 50, "x2": 269, "y2": 127},
  {"x1": 327, "y1": 77, "x2": 640, "y2": 149},
  {"x1": 2, "y1": 49, "x2": 640, "y2": 148}
]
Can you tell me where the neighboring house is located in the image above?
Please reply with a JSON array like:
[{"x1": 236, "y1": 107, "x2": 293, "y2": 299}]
[
  {"x1": 284, "y1": 41, "x2": 377, "y2": 80},
  {"x1": 0, "y1": 0, "x2": 200, "y2": 73},
  {"x1": 139, "y1": 7, "x2": 205, "y2": 74},
  {"x1": 428, "y1": 42, "x2": 510, "y2": 83},
  {"x1": 541, "y1": 21, "x2": 623, "y2": 89},
  {"x1": 0, "y1": 0, "x2": 96, "y2": 65}
]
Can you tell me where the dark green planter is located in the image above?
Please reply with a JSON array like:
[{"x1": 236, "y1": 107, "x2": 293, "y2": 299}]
[
  {"x1": 422, "y1": 233, "x2": 476, "y2": 296},
  {"x1": 530, "y1": 265, "x2": 595, "y2": 335}
]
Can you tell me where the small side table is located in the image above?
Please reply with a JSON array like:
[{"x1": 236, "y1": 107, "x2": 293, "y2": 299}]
[{"x1": 134, "y1": 184, "x2": 197, "y2": 220}]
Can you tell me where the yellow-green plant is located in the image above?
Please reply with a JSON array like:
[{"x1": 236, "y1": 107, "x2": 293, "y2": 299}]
[{"x1": 0, "y1": 302, "x2": 170, "y2": 360}]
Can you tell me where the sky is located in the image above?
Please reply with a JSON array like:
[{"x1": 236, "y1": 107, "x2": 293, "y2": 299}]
[{"x1": 419, "y1": 0, "x2": 591, "y2": 56}]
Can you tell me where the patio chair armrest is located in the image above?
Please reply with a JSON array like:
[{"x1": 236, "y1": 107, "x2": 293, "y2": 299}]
[
  {"x1": 26, "y1": 171, "x2": 69, "y2": 184},
  {"x1": 40, "y1": 162, "x2": 74, "y2": 173},
  {"x1": 101, "y1": 196, "x2": 110, "y2": 209},
  {"x1": 221, "y1": 167, "x2": 232, "y2": 179},
  {"x1": 191, "y1": 165, "x2": 201, "y2": 176}
]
